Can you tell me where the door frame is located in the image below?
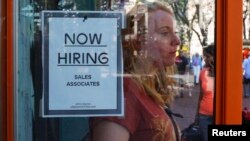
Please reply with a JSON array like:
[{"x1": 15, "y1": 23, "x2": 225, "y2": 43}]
[
  {"x1": 215, "y1": 0, "x2": 243, "y2": 124},
  {"x1": 1, "y1": 0, "x2": 7, "y2": 140},
  {"x1": 3, "y1": 0, "x2": 243, "y2": 140}
]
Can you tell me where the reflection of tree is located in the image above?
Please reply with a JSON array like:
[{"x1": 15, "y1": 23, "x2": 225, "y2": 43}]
[
  {"x1": 169, "y1": 0, "x2": 214, "y2": 47},
  {"x1": 243, "y1": 0, "x2": 250, "y2": 40},
  {"x1": 169, "y1": 0, "x2": 194, "y2": 49},
  {"x1": 111, "y1": 0, "x2": 215, "y2": 47}
]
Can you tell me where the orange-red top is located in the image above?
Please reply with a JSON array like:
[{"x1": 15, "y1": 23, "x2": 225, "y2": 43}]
[{"x1": 199, "y1": 68, "x2": 214, "y2": 116}]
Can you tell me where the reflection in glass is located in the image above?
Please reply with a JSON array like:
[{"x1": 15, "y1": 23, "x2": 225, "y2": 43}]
[
  {"x1": 15, "y1": 0, "x2": 215, "y2": 140},
  {"x1": 242, "y1": 0, "x2": 250, "y2": 125}
]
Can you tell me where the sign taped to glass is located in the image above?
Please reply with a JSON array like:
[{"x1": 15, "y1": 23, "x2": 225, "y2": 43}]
[{"x1": 41, "y1": 11, "x2": 124, "y2": 117}]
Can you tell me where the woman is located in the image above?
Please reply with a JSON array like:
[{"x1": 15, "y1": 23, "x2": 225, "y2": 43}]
[
  {"x1": 90, "y1": 2, "x2": 181, "y2": 141},
  {"x1": 196, "y1": 44, "x2": 215, "y2": 141}
]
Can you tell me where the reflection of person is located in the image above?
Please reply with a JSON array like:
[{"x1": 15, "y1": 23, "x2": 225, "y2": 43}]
[
  {"x1": 175, "y1": 50, "x2": 188, "y2": 98},
  {"x1": 242, "y1": 48, "x2": 249, "y2": 60},
  {"x1": 175, "y1": 50, "x2": 188, "y2": 75},
  {"x1": 90, "y1": 2, "x2": 181, "y2": 141},
  {"x1": 196, "y1": 44, "x2": 215, "y2": 141},
  {"x1": 242, "y1": 52, "x2": 250, "y2": 98},
  {"x1": 192, "y1": 52, "x2": 202, "y2": 85}
]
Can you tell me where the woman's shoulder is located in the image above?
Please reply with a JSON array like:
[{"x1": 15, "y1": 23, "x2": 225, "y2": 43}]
[
  {"x1": 201, "y1": 67, "x2": 209, "y2": 72},
  {"x1": 200, "y1": 68, "x2": 209, "y2": 78},
  {"x1": 123, "y1": 75, "x2": 147, "y2": 104},
  {"x1": 123, "y1": 75, "x2": 143, "y2": 91}
]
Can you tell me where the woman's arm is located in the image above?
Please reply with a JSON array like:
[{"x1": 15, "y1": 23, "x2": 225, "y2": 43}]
[
  {"x1": 195, "y1": 70, "x2": 204, "y2": 123},
  {"x1": 196, "y1": 83, "x2": 203, "y2": 115},
  {"x1": 92, "y1": 120, "x2": 130, "y2": 141}
]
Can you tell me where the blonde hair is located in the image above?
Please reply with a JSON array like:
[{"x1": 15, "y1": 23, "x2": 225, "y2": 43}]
[
  {"x1": 147, "y1": 1, "x2": 173, "y2": 15},
  {"x1": 123, "y1": 2, "x2": 177, "y2": 107}
]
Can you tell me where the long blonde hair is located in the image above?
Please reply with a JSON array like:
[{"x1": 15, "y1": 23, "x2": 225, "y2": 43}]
[{"x1": 122, "y1": 2, "x2": 177, "y2": 107}]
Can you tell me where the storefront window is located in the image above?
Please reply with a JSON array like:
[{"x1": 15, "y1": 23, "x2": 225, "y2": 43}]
[
  {"x1": 15, "y1": 0, "x2": 215, "y2": 140},
  {"x1": 242, "y1": 0, "x2": 250, "y2": 125}
]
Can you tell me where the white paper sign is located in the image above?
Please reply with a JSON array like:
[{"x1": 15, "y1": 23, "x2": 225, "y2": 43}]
[{"x1": 41, "y1": 11, "x2": 124, "y2": 117}]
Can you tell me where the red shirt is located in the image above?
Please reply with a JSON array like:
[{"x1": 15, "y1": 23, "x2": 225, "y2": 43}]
[
  {"x1": 90, "y1": 77, "x2": 180, "y2": 141},
  {"x1": 199, "y1": 68, "x2": 214, "y2": 116}
]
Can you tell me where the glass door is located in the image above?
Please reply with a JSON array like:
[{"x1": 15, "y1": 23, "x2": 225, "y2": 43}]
[{"x1": 15, "y1": 0, "x2": 246, "y2": 141}]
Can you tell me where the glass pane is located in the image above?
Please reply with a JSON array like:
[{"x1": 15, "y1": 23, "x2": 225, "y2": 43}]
[
  {"x1": 16, "y1": 1, "x2": 95, "y2": 140},
  {"x1": 242, "y1": 0, "x2": 250, "y2": 125},
  {"x1": 15, "y1": 0, "x2": 215, "y2": 140}
]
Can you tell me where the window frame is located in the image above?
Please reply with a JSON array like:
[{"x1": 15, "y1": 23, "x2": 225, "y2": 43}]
[{"x1": 6, "y1": 0, "x2": 14, "y2": 141}]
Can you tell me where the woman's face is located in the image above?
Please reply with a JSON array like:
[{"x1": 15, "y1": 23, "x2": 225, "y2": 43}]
[{"x1": 145, "y1": 9, "x2": 180, "y2": 67}]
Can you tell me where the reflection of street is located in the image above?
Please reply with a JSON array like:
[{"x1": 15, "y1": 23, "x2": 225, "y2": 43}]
[
  {"x1": 171, "y1": 84, "x2": 200, "y2": 130},
  {"x1": 171, "y1": 73, "x2": 250, "y2": 129},
  {"x1": 169, "y1": 73, "x2": 194, "y2": 87}
]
